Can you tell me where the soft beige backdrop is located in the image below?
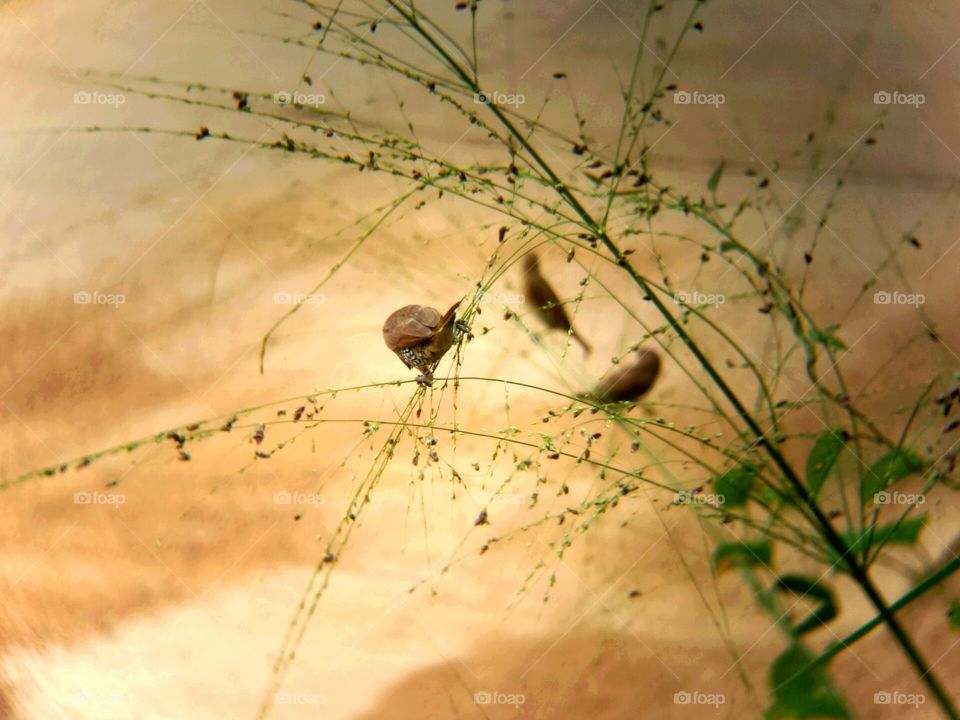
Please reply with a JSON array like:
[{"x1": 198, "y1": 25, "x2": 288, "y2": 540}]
[{"x1": 1, "y1": 0, "x2": 959, "y2": 718}]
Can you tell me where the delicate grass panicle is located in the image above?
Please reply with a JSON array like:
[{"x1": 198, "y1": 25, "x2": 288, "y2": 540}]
[{"x1": 14, "y1": 1, "x2": 960, "y2": 717}]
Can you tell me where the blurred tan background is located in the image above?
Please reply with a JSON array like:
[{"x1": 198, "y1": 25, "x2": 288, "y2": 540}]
[{"x1": 1, "y1": 0, "x2": 959, "y2": 717}]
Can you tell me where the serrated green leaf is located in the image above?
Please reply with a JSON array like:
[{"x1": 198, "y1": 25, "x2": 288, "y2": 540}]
[
  {"x1": 805, "y1": 430, "x2": 846, "y2": 499},
  {"x1": 861, "y1": 448, "x2": 925, "y2": 503},
  {"x1": 772, "y1": 575, "x2": 838, "y2": 637},
  {"x1": 712, "y1": 540, "x2": 772, "y2": 574},
  {"x1": 715, "y1": 464, "x2": 757, "y2": 507},
  {"x1": 833, "y1": 516, "x2": 926, "y2": 561},
  {"x1": 767, "y1": 643, "x2": 848, "y2": 719},
  {"x1": 707, "y1": 160, "x2": 725, "y2": 193}
]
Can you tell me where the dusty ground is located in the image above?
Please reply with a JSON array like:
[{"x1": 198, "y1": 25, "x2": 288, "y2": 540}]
[{"x1": 2, "y1": 0, "x2": 960, "y2": 718}]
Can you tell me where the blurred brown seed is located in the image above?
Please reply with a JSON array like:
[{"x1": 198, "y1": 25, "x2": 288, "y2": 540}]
[
  {"x1": 590, "y1": 348, "x2": 661, "y2": 403},
  {"x1": 383, "y1": 299, "x2": 466, "y2": 385},
  {"x1": 521, "y1": 253, "x2": 591, "y2": 353}
]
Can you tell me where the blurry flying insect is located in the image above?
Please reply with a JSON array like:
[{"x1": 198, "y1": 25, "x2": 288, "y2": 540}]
[
  {"x1": 587, "y1": 349, "x2": 661, "y2": 404},
  {"x1": 474, "y1": 508, "x2": 489, "y2": 526},
  {"x1": 521, "y1": 253, "x2": 591, "y2": 353},
  {"x1": 383, "y1": 299, "x2": 471, "y2": 386},
  {"x1": 252, "y1": 424, "x2": 265, "y2": 444}
]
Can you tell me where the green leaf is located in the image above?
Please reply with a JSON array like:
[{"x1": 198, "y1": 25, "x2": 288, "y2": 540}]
[
  {"x1": 833, "y1": 516, "x2": 926, "y2": 561},
  {"x1": 861, "y1": 448, "x2": 925, "y2": 503},
  {"x1": 715, "y1": 464, "x2": 757, "y2": 507},
  {"x1": 707, "y1": 160, "x2": 725, "y2": 193},
  {"x1": 712, "y1": 540, "x2": 772, "y2": 574},
  {"x1": 810, "y1": 324, "x2": 847, "y2": 351},
  {"x1": 772, "y1": 575, "x2": 838, "y2": 637},
  {"x1": 948, "y1": 599, "x2": 960, "y2": 632},
  {"x1": 767, "y1": 643, "x2": 848, "y2": 719},
  {"x1": 805, "y1": 430, "x2": 846, "y2": 499}
]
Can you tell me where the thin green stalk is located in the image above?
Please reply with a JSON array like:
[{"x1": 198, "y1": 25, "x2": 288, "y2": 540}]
[{"x1": 385, "y1": 3, "x2": 959, "y2": 715}]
